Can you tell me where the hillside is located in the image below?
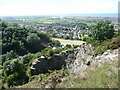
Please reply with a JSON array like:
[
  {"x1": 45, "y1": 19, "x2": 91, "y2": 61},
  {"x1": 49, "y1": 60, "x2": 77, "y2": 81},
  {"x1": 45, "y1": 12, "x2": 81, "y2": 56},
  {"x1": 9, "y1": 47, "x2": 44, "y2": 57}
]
[
  {"x1": 1, "y1": 19, "x2": 119, "y2": 89},
  {"x1": 14, "y1": 46, "x2": 118, "y2": 88}
]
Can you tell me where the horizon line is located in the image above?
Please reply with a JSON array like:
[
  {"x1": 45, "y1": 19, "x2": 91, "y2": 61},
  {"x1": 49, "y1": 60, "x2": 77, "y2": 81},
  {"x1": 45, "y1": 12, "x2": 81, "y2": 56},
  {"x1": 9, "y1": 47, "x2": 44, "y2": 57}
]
[{"x1": 0, "y1": 13, "x2": 118, "y2": 17}]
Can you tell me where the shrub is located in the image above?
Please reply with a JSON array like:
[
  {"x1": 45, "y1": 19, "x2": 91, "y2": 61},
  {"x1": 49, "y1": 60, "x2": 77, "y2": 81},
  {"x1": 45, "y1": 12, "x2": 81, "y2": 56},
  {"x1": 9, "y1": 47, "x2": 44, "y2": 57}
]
[
  {"x1": 61, "y1": 66, "x2": 69, "y2": 75},
  {"x1": 64, "y1": 36, "x2": 70, "y2": 40},
  {"x1": 102, "y1": 40, "x2": 111, "y2": 49},
  {"x1": 40, "y1": 48, "x2": 51, "y2": 56},
  {"x1": 83, "y1": 37, "x2": 87, "y2": 41},
  {"x1": 35, "y1": 52, "x2": 41, "y2": 58},
  {"x1": 6, "y1": 73, "x2": 14, "y2": 87},
  {"x1": 94, "y1": 45, "x2": 107, "y2": 55},
  {"x1": 86, "y1": 38, "x2": 92, "y2": 44},
  {"x1": 64, "y1": 44, "x2": 72, "y2": 49},
  {"x1": 3, "y1": 59, "x2": 28, "y2": 87},
  {"x1": 73, "y1": 45, "x2": 79, "y2": 48},
  {"x1": 26, "y1": 66, "x2": 31, "y2": 77},
  {"x1": 1, "y1": 50, "x2": 17, "y2": 64},
  {"x1": 53, "y1": 48, "x2": 63, "y2": 54},
  {"x1": 109, "y1": 36, "x2": 120, "y2": 49},
  {"x1": 6, "y1": 72, "x2": 28, "y2": 87},
  {"x1": 51, "y1": 40, "x2": 61, "y2": 47},
  {"x1": 47, "y1": 49, "x2": 54, "y2": 56},
  {"x1": 22, "y1": 53, "x2": 35, "y2": 65}
]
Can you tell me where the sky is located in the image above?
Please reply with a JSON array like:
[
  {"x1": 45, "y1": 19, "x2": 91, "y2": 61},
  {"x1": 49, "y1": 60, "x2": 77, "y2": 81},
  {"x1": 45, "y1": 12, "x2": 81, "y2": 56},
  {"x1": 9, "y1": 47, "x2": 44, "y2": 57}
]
[{"x1": 0, "y1": 0, "x2": 119, "y2": 16}]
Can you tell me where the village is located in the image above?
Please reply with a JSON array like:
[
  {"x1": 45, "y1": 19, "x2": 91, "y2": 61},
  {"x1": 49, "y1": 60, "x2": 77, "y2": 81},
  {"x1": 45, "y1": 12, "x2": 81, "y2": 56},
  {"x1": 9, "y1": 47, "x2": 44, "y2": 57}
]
[{"x1": 1, "y1": 16, "x2": 119, "y2": 40}]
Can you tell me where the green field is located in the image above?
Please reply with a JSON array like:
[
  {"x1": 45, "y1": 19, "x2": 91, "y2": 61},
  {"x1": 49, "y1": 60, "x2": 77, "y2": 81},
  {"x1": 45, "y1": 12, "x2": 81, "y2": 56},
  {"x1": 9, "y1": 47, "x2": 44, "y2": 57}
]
[{"x1": 24, "y1": 19, "x2": 61, "y2": 23}]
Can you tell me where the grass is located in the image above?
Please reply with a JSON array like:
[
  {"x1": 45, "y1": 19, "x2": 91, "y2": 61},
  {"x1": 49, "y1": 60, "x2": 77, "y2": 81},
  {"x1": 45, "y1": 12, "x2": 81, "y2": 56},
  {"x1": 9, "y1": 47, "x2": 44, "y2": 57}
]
[
  {"x1": 13, "y1": 58, "x2": 118, "y2": 88},
  {"x1": 56, "y1": 58, "x2": 118, "y2": 88},
  {"x1": 5, "y1": 47, "x2": 118, "y2": 89},
  {"x1": 14, "y1": 69, "x2": 66, "y2": 88},
  {"x1": 24, "y1": 18, "x2": 65, "y2": 23}
]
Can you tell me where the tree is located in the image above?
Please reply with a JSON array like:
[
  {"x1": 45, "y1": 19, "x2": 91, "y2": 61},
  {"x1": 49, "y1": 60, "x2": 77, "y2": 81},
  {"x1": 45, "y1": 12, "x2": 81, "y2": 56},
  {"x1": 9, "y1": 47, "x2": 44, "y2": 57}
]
[
  {"x1": 2, "y1": 20, "x2": 51, "y2": 55},
  {"x1": 3, "y1": 59, "x2": 28, "y2": 87},
  {"x1": 27, "y1": 33, "x2": 40, "y2": 44},
  {"x1": 91, "y1": 20, "x2": 115, "y2": 41},
  {"x1": 1, "y1": 50, "x2": 17, "y2": 64}
]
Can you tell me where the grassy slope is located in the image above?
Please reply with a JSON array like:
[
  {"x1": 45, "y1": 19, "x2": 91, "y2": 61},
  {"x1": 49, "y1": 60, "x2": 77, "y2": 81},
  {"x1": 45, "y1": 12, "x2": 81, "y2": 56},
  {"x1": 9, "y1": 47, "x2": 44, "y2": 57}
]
[
  {"x1": 14, "y1": 57, "x2": 118, "y2": 88},
  {"x1": 57, "y1": 58, "x2": 118, "y2": 88}
]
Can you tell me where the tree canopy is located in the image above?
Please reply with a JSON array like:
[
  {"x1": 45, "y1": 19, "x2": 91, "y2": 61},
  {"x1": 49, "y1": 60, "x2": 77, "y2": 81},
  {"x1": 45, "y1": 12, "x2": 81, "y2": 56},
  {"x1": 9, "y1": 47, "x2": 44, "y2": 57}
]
[
  {"x1": 1, "y1": 20, "x2": 51, "y2": 55},
  {"x1": 91, "y1": 20, "x2": 115, "y2": 41}
]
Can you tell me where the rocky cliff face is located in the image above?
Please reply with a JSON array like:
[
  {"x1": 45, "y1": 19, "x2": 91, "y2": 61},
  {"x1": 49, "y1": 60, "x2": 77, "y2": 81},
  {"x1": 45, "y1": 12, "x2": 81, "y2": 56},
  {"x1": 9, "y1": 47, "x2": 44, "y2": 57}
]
[
  {"x1": 66, "y1": 46, "x2": 118, "y2": 73},
  {"x1": 31, "y1": 54, "x2": 66, "y2": 75},
  {"x1": 65, "y1": 43, "x2": 94, "y2": 73},
  {"x1": 30, "y1": 43, "x2": 118, "y2": 75}
]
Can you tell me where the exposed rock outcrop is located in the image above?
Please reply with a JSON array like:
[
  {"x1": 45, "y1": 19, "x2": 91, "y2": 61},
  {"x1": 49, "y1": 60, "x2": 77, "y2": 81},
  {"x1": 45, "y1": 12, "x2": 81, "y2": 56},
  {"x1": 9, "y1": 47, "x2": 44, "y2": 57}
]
[
  {"x1": 30, "y1": 43, "x2": 118, "y2": 75},
  {"x1": 67, "y1": 47, "x2": 118, "y2": 73},
  {"x1": 66, "y1": 43, "x2": 94, "y2": 73},
  {"x1": 93, "y1": 49, "x2": 118, "y2": 64},
  {"x1": 31, "y1": 54, "x2": 66, "y2": 75},
  {"x1": 30, "y1": 43, "x2": 94, "y2": 75}
]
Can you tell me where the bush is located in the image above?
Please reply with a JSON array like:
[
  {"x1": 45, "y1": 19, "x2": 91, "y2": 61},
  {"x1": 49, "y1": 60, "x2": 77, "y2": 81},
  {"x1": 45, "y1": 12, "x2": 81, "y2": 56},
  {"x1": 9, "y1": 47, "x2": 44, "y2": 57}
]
[
  {"x1": 86, "y1": 38, "x2": 91, "y2": 44},
  {"x1": 94, "y1": 45, "x2": 107, "y2": 55},
  {"x1": 53, "y1": 48, "x2": 63, "y2": 54},
  {"x1": 109, "y1": 36, "x2": 120, "y2": 49},
  {"x1": 3, "y1": 59, "x2": 29, "y2": 87},
  {"x1": 47, "y1": 49, "x2": 54, "y2": 56},
  {"x1": 35, "y1": 52, "x2": 41, "y2": 58},
  {"x1": 73, "y1": 45, "x2": 79, "y2": 48},
  {"x1": 6, "y1": 72, "x2": 28, "y2": 87},
  {"x1": 101, "y1": 35, "x2": 120, "y2": 50},
  {"x1": 6, "y1": 73, "x2": 14, "y2": 87},
  {"x1": 1, "y1": 50, "x2": 17, "y2": 64},
  {"x1": 64, "y1": 44, "x2": 72, "y2": 49},
  {"x1": 102, "y1": 40, "x2": 111, "y2": 49},
  {"x1": 21, "y1": 53, "x2": 35, "y2": 65},
  {"x1": 26, "y1": 66, "x2": 31, "y2": 77},
  {"x1": 51, "y1": 40, "x2": 61, "y2": 47},
  {"x1": 40, "y1": 48, "x2": 51, "y2": 56},
  {"x1": 83, "y1": 37, "x2": 87, "y2": 41}
]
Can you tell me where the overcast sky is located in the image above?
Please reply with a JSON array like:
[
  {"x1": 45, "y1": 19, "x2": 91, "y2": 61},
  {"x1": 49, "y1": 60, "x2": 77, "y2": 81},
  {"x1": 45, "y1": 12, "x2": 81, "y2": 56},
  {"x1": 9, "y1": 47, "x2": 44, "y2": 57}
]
[{"x1": 0, "y1": 0, "x2": 119, "y2": 16}]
